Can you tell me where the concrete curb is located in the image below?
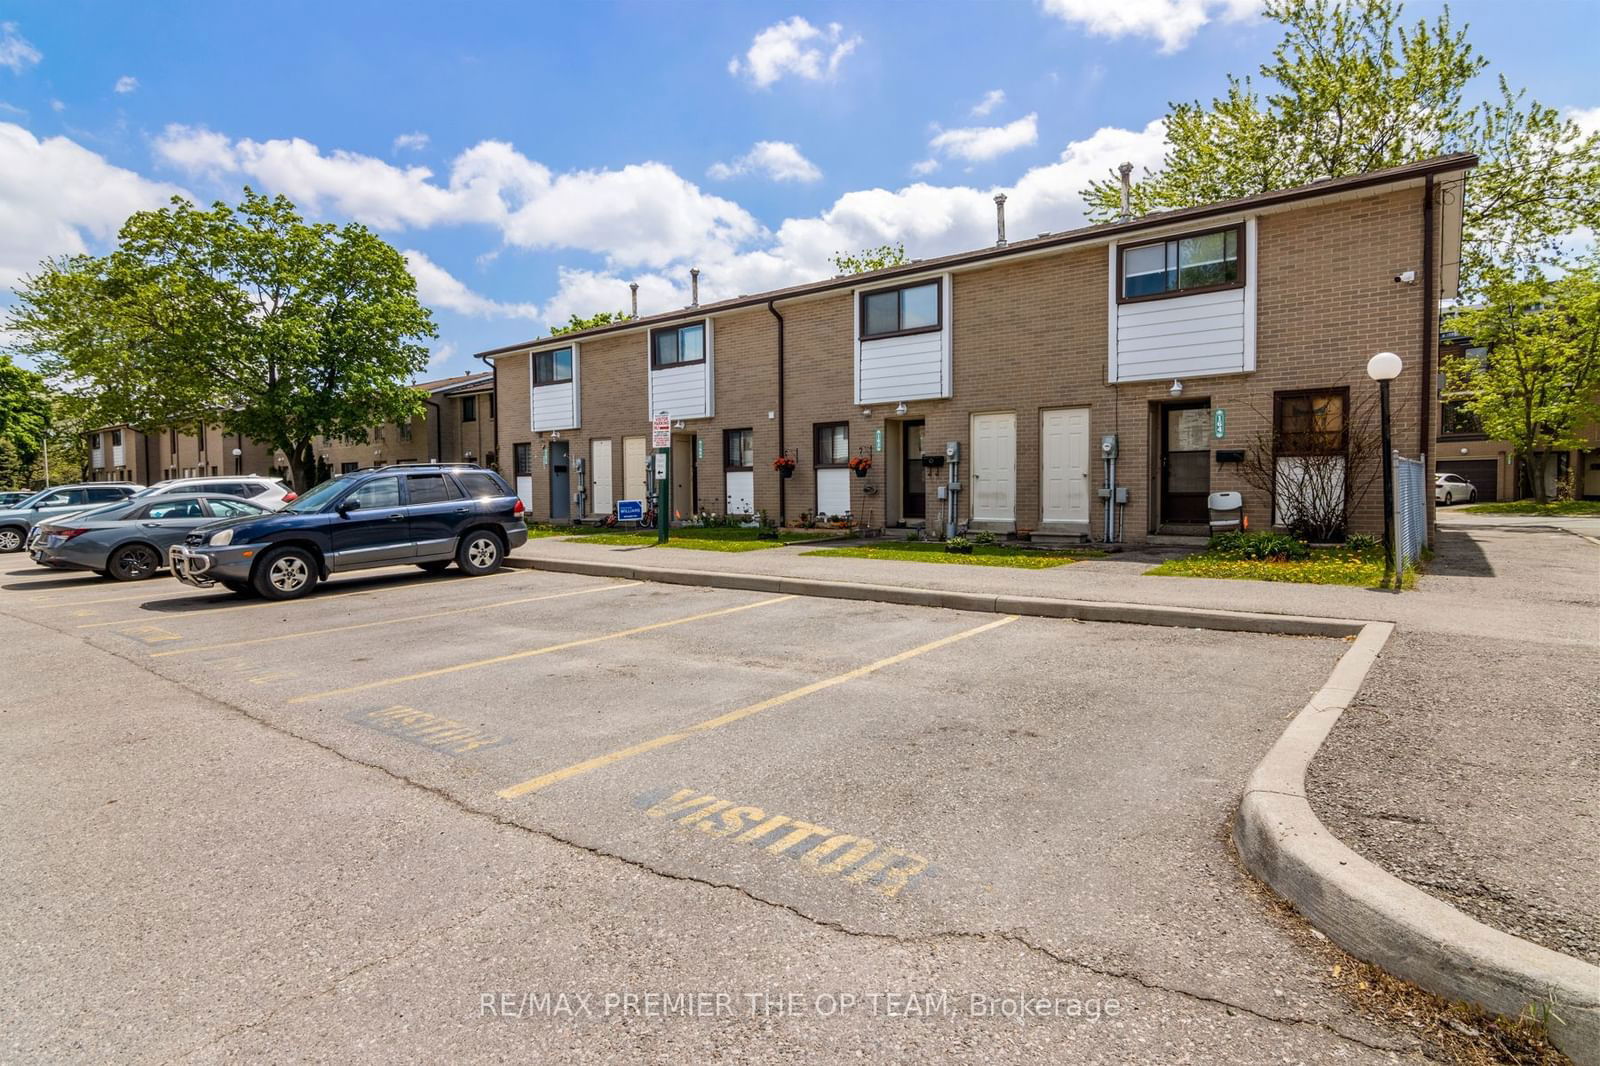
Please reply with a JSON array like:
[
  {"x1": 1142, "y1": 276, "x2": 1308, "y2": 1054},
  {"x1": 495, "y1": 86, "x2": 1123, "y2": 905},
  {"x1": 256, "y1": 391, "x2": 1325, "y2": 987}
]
[
  {"x1": 505, "y1": 555, "x2": 1366, "y2": 637},
  {"x1": 1233, "y1": 622, "x2": 1600, "y2": 1065}
]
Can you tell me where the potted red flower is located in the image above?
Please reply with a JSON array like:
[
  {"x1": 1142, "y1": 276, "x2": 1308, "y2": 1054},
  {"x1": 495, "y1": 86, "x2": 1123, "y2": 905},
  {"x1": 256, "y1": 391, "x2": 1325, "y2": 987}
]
[
  {"x1": 847, "y1": 455, "x2": 872, "y2": 478},
  {"x1": 772, "y1": 455, "x2": 796, "y2": 479}
]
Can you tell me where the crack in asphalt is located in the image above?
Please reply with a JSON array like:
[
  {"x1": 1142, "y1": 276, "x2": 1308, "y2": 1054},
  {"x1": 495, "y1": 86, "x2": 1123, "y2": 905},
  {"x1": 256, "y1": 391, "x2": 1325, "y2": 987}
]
[{"x1": 6, "y1": 603, "x2": 1411, "y2": 1061}]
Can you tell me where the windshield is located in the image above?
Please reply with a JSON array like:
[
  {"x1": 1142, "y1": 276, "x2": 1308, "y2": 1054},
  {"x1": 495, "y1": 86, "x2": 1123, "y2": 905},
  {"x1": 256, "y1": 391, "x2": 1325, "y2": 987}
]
[
  {"x1": 10, "y1": 487, "x2": 63, "y2": 509},
  {"x1": 282, "y1": 477, "x2": 348, "y2": 513},
  {"x1": 130, "y1": 481, "x2": 179, "y2": 499},
  {"x1": 65, "y1": 501, "x2": 138, "y2": 522}
]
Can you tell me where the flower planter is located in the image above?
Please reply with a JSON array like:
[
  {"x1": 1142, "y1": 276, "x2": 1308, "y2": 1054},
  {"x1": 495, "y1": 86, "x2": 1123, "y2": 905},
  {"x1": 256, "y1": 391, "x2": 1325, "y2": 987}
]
[
  {"x1": 853, "y1": 467, "x2": 869, "y2": 478},
  {"x1": 777, "y1": 466, "x2": 795, "y2": 479}
]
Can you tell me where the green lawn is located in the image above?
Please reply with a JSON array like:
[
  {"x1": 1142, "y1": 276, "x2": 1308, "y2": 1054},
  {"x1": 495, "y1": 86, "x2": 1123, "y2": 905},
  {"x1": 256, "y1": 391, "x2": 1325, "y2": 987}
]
[
  {"x1": 1458, "y1": 499, "x2": 1600, "y2": 516},
  {"x1": 800, "y1": 541, "x2": 1098, "y2": 569},
  {"x1": 569, "y1": 527, "x2": 841, "y2": 552},
  {"x1": 1145, "y1": 546, "x2": 1416, "y2": 588},
  {"x1": 525, "y1": 522, "x2": 599, "y2": 538}
]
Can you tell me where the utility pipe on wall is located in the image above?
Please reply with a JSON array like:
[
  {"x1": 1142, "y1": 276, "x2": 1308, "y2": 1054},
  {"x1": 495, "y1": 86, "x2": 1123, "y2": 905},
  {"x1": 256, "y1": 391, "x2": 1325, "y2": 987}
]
[{"x1": 767, "y1": 299, "x2": 786, "y2": 524}]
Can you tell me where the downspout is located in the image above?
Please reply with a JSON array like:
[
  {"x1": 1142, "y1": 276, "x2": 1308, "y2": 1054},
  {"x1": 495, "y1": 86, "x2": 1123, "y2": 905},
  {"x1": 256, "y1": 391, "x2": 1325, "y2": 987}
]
[
  {"x1": 477, "y1": 352, "x2": 499, "y2": 470},
  {"x1": 1420, "y1": 174, "x2": 1436, "y2": 538},
  {"x1": 767, "y1": 299, "x2": 786, "y2": 524},
  {"x1": 424, "y1": 397, "x2": 442, "y2": 461}
]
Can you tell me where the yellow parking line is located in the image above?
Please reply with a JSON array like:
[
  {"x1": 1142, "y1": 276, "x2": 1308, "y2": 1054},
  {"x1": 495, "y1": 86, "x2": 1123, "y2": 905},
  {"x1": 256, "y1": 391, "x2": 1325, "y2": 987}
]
[
  {"x1": 497, "y1": 614, "x2": 1019, "y2": 800},
  {"x1": 24, "y1": 591, "x2": 195, "y2": 609},
  {"x1": 149, "y1": 581, "x2": 639, "y2": 657},
  {"x1": 287, "y1": 595, "x2": 797, "y2": 705}
]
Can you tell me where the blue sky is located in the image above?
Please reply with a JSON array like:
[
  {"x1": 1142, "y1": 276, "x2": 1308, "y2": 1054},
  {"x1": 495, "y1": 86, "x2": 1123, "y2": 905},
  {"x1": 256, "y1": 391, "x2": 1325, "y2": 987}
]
[{"x1": 1, "y1": 0, "x2": 1595, "y2": 378}]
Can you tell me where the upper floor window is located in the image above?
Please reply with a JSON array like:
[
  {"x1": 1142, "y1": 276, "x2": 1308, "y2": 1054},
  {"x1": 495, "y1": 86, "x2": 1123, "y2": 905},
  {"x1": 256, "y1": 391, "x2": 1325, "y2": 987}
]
[
  {"x1": 534, "y1": 347, "x2": 574, "y2": 386},
  {"x1": 1119, "y1": 224, "x2": 1242, "y2": 303},
  {"x1": 111, "y1": 429, "x2": 122, "y2": 446},
  {"x1": 397, "y1": 420, "x2": 413, "y2": 442},
  {"x1": 860, "y1": 280, "x2": 940, "y2": 340},
  {"x1": 461, "y1": 395, "x2": 478, "y2": 422},
  {"x1": 651, "y1": 322, "x2": 706, "y2": 370},
  {"x1": 724, "y1": 428, "x2": 753, "y2": 470},
  {"x1": 1439, "y1": 397, "x2": 1484, "y2": 437},
  {"x1": 169, "y1": 427, "x2": 179, "y2": 452},
  {"x1": 814, "y1": 422, "x2": 849, "y2": 467},
  {"x1": 488, "y1": 393, "x2": 496, "y2": 419},
  {"x1": 1276, "y1": 389, "x2": 1347, "y2": 456}
]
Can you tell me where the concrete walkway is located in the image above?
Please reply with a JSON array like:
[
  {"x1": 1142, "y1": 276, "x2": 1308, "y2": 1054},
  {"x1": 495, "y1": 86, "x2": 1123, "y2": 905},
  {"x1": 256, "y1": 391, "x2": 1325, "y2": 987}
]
[{"x1": 511, "y1": 525, "x2": 1596, "y2": 646}]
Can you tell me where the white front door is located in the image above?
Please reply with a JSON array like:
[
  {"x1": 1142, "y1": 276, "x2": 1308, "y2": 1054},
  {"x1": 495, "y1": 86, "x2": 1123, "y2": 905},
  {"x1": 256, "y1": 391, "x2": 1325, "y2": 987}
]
[
  {"x1": 1041, "y1": 407, "x2": 1090, "y2": 525},
  {"x1": 622, "y1": 436, "x2": 648, "y2": 502},
  {"x1": 591, "y1": 439, "x2": 614, "y2": 515},
  {"x1": 970, "y1": 412, "x2": 1016, "y2": 522}
]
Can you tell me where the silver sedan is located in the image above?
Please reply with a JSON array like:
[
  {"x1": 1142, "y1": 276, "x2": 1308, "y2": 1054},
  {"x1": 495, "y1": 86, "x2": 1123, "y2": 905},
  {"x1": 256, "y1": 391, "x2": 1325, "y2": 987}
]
[{"x1": 28, "y1": 494, "x2": 269, "y2": 581}]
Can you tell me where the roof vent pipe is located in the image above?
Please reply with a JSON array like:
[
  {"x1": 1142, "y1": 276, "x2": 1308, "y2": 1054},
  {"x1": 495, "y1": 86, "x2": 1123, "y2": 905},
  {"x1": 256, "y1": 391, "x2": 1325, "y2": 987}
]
[
  {"x1": 689, "y1": 268, "x2": 700, "y2": 308},
  {"x1": 629, "y1": 282, "x2": 638, "y2": 318},
  {"x1": 993, "y1": 193, "x2": 1008, "y2": 247},
  {"x1": 1117, "y1": 162, "x2": 1134, "y2": 222}
]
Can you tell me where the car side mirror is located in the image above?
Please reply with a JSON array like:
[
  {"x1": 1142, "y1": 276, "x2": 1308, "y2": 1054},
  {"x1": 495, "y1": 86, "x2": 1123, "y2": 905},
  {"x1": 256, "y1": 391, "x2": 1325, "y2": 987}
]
[{"x1": 337, "y1": 498, "x2": 361, "y2": 516}]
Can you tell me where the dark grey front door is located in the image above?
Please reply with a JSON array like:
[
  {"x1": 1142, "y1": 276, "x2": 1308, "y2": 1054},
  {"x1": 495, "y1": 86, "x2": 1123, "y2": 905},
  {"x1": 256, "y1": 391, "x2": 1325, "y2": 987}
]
[
  {"x1": 902, "y1": 421, "x2": 926, "y2": 521},
  {"x1": 550, "y1": 442, "x2": 571, "y2": 520},
  {"x1": 1161, "y1": 403, "x2": 1210, "y2": 525}
]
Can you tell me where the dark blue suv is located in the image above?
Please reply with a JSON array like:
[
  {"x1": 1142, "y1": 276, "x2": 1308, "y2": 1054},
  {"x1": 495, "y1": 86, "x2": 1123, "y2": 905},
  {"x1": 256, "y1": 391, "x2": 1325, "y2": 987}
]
[{"x1": 169, "y1": 464, "x2": 528, "y2": 600}]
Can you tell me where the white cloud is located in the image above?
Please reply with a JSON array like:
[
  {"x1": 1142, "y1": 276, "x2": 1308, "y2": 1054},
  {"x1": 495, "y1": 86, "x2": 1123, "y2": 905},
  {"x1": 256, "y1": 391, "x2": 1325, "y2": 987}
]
[
  {"x1": 0, "y1": 23, "x2": 40, "y2": 74},
  {"x1": 971, "y1": 89, "x2": 1006, "y2": 117},
  {"x1": 910, "y1": 158, "x2": 940, "y2": 177},
  {"x1": 402, "y1": 249, "x2": 538, "y2": 319},
  {"x1": 1038, "y1": 0, "x2": 1260, "y2": 54},
  {"x1": 1568, "y1": 106, "x2": 1600, "y2": 138},
  {"x1": 113, "y1": 75, "x2": 139, "y2": 94},
  {"x1": 49, "y1": 98, "x2": 64, "y2": 112},
  {"x1": 154, "y1": 128, "x2": 764, "y2": 269},
  {"x1": 152, "y1": 123, "x2": 237, "y2": 174},
  {"x1": 728, "y1": 17, "x2": 860, "y2": 88},
  {"x1": 929, "y1": 113, "x2": 1039, "y2": 164},
  {"x1": 393, "y1": 131, "x2": 429, "y2": 152},
  {"x1": 427, "y1": 342, "x2": 456, "y2": 368},
  {"x1": 0, "y1": 122, "x2": 186, "y2": 288},
  {"x1": 707, "y1": 141, "x2": 822, "y2": 183}
]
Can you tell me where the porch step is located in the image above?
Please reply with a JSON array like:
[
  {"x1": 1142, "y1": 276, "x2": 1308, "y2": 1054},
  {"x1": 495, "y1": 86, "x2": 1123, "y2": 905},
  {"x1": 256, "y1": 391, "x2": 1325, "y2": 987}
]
[
  {"x1": 1146, "y1": 533, "x2": 1209, "y2": 547},
  {"x1": 1027, "y1": 532, "x2": 1091, "y2": 547}
]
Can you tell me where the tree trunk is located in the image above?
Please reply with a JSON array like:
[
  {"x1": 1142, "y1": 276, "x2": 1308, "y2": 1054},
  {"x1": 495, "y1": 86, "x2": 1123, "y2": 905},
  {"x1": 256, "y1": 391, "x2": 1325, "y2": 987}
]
[{"x1": 1524, "y1": 451, "x2": 1549, "y2": 504}]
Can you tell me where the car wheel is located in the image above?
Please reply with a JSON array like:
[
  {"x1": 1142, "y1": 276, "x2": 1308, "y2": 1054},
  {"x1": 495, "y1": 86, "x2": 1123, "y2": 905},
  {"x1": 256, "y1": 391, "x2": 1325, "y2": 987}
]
[
  {"x1": 252, "y1": 546, "x2": 318, "y2": 600},
  {"x1": 456, "y1": 530, "x2": 502, "y2": 576},
  {"x1": 416, "y1": 560, "x2": 452, "y2": 573},
  {"x1": 1469, "y1": 490, "x2": 1478, "y2": 503},
  {"x1": 1443, "y1": 492, "x2": 1453, "y2": 505},
  {"x1": 107, "y1": 542, "x2": 161, "y2": 581},
  {"x1": 0, "y1": 527, "x2": 23, "y2": 553}
]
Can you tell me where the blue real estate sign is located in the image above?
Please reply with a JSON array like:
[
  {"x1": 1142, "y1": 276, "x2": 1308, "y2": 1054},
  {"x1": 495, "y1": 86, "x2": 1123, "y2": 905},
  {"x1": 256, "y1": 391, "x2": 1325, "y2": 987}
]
[{"x1": 617, "y1": 499, "x2": 644, "y2": 522}]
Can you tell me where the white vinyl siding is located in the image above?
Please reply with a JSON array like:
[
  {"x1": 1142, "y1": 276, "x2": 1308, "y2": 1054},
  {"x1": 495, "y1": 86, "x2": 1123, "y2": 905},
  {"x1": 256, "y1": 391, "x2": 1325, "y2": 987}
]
[
  {"x1": 530, "y1": 343, "x2": 581, "y2": 431},
  {"x1": 1108, "y1": 219, "x2": 1257, "y2": 383},
  {"x1": 648, "y1": 321, "x2": 714, "y2": 420},
  {"x1": 855, "y1": 274, "x2": 952, "y2": 405}
]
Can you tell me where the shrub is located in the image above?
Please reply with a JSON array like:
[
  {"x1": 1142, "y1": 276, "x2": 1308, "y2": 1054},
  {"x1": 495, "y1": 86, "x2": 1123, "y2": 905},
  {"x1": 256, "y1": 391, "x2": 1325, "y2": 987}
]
[
  {"x1": 1344, "y1": 532, "x2": 1380, "y2": 553},
  {"x1": 969, "y1": 530, "x2": 997, "y2": 545},
  {"x1": 944, "y1": 537, "x2": 973, "y2": 554},
  {"x1": 1206, "y1": 530, "x2": 1310, "y2": 561}
]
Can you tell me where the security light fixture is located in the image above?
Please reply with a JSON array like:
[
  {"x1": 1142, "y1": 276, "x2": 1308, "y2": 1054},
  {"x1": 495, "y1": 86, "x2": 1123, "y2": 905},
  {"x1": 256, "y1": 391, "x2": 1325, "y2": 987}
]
[
  {"x1": 895, "y1": 402, "x2": 908, "y2": 415},
  {"x1": 1168, "y1": 379, "x2": 1184, "y2": 397}
]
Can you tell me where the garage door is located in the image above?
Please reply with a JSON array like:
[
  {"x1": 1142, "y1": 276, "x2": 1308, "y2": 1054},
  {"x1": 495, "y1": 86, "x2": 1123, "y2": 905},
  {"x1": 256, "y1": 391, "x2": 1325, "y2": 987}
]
[{"x1": 1437, "y1": 459, "x2": 1499, "y2": 502}]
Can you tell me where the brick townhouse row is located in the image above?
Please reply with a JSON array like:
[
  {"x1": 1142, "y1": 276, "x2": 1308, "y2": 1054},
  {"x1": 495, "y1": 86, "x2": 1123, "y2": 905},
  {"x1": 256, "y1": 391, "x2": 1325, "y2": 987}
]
[
  {"x1": 86, "y1": 372, "x2": 496, "y2": 485},
  {"x1": 479, "y1": 155, "x2": 1475, "y2": 544},
  {"x1": 479, "y1": 154, "x2": 1475, "y2": 544}
]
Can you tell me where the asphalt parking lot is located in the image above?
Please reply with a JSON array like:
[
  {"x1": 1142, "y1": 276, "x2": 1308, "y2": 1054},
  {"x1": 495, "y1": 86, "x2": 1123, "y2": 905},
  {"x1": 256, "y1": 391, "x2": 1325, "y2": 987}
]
[{"x1": 1, "y1": 560, "x2": 1421, "y2": 1063}]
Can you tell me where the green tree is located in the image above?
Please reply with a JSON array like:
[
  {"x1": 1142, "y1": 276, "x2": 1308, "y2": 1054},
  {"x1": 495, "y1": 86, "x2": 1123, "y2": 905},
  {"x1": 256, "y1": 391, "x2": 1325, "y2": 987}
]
[
  {"x1": 1082, "y1": 0, "x2": 1600, "y2": 283},
  {"x1": 5, "y1": 189, "x2": 436, "y2": 489},
  {"x1": 1446, "y1": 267, "x2": 1600, "y2": 502},
  {"x1": 549, "y1": 310, "x2": 632, "y2": 336},
  {"x1": 0, "y1": 355, "x2": 51, "y2": 474},
  {"x1": 831, "y1": 243, "x2": 908, "y2": 275}
]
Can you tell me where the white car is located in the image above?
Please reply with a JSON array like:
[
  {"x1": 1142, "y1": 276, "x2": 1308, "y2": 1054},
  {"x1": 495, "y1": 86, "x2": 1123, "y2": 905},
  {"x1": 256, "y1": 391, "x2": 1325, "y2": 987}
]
[
  {"x1": 132, "y1": 475, "x2": 298, "y2": 510},
  {"x1": 1435, "y1": 472, "x2": 1478, "y2": 505}
]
